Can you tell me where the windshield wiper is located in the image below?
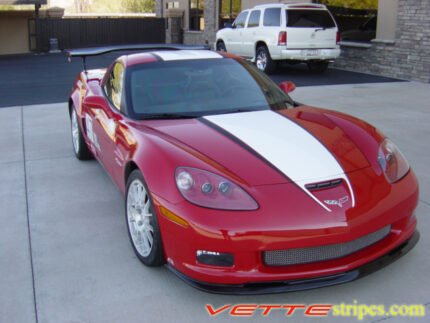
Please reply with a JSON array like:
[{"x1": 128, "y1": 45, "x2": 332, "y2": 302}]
[{"x1": 141, "y1": 113, "x2": 199, "y2": 120}]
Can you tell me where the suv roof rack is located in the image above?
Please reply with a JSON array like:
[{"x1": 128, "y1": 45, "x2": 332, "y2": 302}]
[{"x1": 254, "y1": 2, "x2": 327, "y2": 9}]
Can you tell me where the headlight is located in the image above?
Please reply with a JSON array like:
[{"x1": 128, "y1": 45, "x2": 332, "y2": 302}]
[
  {"x1": 175, "y1": 167, "x2": 258, "y2": 210},
  {"x1": 377, "y1": 139, "x2": 410, "y2": 183}
]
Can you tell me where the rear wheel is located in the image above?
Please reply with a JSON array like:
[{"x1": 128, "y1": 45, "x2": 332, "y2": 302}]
[
  {"x1": 216, "y1": 40, "x2": 227, "y2": 52},
  {"x1": 70, "y1": 106, "x2": 93, "y2": 160},
  {"x1": 256, "y1": 46, "x2": 277, "y2": 74},
  {"x1": 307, "y1": 61, "x2": 330, "y2": 73},
  {"x1": 126, "y1": 170, "x2": 164, "y2": 267}
]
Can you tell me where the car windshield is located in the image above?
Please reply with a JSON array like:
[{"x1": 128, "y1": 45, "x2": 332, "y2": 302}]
[
  {"x1": 286, "y1": 9, "x2": 335, "y2": 28},
  {"x1": 126, "y1": 58, "x2": 294, "y2": 119}
]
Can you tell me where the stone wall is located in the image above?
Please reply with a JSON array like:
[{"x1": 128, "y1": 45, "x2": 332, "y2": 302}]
[
  {"x1": 335, "y1": 0, "x2": 430, "y2": 83},
  {"x1": 182, "y1": 0, "x2": 218, "y2": 46}
]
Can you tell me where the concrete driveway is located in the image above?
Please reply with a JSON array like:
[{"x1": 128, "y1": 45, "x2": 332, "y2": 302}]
[{"x1": 1, "y1": 82, "x2": 429, "y2": 323}]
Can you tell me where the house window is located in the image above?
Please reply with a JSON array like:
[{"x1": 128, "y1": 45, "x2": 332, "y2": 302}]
[
  {"x1": 219, "y1": 0, "x2": 241, "y2": 29},
  {"x1": 190, "y1": 0, "x2": 204, "y2": 31},
  {"x1": 166, "y1": 1, "x2": 179, "y2": 9}
]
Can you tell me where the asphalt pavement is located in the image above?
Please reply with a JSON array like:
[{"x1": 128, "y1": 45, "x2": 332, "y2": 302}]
[
  {"x1": 0, "y1": 82, "x2": 429, "y2": 323},
  {"x1": 0, "y1": 52, "x2": 402, "y2": 108}
]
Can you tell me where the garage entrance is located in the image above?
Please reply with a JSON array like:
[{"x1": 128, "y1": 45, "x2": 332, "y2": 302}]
[{"x1": 31, "y1": 17, "x2": 165, "y2": 52}]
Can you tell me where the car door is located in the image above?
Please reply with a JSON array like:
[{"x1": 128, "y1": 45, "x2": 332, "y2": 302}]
[
  {"x1": 241, "y1": 9, "x2": 261, "y2": 58},
  {"x1": 225, "y1": 10, "x2": 249, "y2": 54},
  {"x1": 88, "y1": 62, "x2": 125, "y2": 179}
]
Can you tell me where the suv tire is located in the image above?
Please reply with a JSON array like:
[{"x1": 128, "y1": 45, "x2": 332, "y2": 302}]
[{"x1": 256, "y1": 46, "x2": 277, "y2": 74}]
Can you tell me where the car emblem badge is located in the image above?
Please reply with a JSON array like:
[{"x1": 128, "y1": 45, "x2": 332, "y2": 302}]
[{"x1": 324, "y1": 196, "x2": 349, "y2": 208}]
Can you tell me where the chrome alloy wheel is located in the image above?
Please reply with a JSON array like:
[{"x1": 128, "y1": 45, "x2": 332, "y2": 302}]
[
  {"x1": 127, "y1": 179, "x2": 154, "y2": 257},
  {"x1": 256, "y1": 50, "x2": 267, "y2": 71},
  {"x1": 71, "y1": 109, "x2": 80, "y2": 154}
]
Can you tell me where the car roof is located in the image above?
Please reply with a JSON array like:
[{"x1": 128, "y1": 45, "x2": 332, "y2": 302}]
[
  {"x1": 125, "y1": 50, "x2": 225, "y2": 67},
  {"x1": 253, "y1": 3, "x2": 327, "y2": 10}
]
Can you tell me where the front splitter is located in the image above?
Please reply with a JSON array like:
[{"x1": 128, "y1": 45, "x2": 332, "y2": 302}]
[{"x1": 166, "y1": 231, "x2": 419, "y2": 295}]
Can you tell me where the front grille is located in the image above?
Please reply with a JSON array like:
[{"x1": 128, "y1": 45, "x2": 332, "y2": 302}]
[{"x1": 263, "y1": 226, "x2": 391, "y2": 266}]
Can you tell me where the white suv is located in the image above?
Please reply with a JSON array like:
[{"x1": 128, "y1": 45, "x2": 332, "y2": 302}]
[{"x1": 215, "y1": 3, "x2": 340, "y2": 73}]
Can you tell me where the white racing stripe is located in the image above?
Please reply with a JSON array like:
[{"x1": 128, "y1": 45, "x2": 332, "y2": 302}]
[
  {"x1": 204, "y1": 110, "x2": 355, "y2": 212},
  {"x1": 153, "y1": 50, "x2": 223, "y2": 61}
]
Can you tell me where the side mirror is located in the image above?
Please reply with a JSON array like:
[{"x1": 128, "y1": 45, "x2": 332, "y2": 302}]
[
  {"x1": 83, "y1": 95, "x2": 107, "y2": 109},
  {"x1": 224, "y1": 22, "x2": 233, "y2": 28},
  {"x1": 279, "y1": 81, "x2": 296, "y2": 94},
  {"x1": 83, "y1": 95, "x2": 114, "y2": 117}
]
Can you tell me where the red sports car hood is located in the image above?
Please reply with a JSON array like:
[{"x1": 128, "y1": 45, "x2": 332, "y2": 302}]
[{"x1": 143, "y1": 106, "x2": 378, "y2": 190}]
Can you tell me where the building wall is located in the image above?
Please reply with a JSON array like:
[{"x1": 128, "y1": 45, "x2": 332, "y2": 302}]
[
  {"x1": 0, "y1": 17, "x2": 30, "y2": 55},
  {"x1": 335, "y1": 0, "x2": 430, "y2": 83}
]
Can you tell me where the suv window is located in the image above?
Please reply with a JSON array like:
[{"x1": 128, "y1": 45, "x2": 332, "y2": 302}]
[
  {"x1": 286, "y1": 9, "x2": 335, "y2": 28},
  {"x1": 105, "y1": 62, "x2": 124, "y2": 110},
  {"x1": 247, "y1": 10, "x2": 261, "y2": 28},
  {"x1": 233, "y1": 11, "x2": 249, "y2": 28},
  {"x1": 263, "y1": 8, "x2": 281, "y2": 27}
]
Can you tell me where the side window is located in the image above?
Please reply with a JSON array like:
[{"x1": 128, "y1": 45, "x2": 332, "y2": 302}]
[
  {"x1": 247, "y1": 10, "x2": 261, "y2": 28},
  {"x1": 105, "y1": 63, "x2": 124, "y2": 110},
  {"x1": 233, "y1": 11, "x2": 249, "y2": 29},
  {"x1": 263, "y1": 8, "x2": 281, "y2": 27}
]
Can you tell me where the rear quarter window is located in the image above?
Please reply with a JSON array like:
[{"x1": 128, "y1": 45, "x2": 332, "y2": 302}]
[
  {"x1": 263, "y1": 8, "x2": 281, "y2": 27},
  {"x1": 286, "y1": 9, "x2": 336, "y2": 28}
]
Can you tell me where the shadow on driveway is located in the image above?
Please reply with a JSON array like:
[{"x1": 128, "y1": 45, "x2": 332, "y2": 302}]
[{"x1": 0, "y1": 52, "x2": 403, "y2": 108}]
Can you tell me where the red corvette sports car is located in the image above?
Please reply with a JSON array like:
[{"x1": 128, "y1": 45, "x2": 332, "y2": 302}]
[{"x1": 68, "y1": 45, "x2": 419, "y2": 294}]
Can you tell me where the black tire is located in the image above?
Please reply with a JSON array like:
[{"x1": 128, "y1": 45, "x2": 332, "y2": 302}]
[
  {"x1": 70, "y1": 106, "x2": 93, "y2": 160},
  {"x1": 125, "y1": 169, "x2": 164, "y2": 267},
  {"x1": 216, "y1": 40, "x2": 227, "y2": 52},
  {"x1": 256, "y1": 46, "x2": 277, "y2": 74},
  {"x1": 307, "y1": 61, "x2": 330, "y2": 73}
]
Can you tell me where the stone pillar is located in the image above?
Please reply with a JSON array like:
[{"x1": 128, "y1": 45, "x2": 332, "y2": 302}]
[
  {"x1": 155, "y1": 0, "x2": 163, "y2": 17},
  {"x1": 166, "y1": 9, "x2": 184, "y2": 44},
  {"x1": 203, "y1": 0, "x2": 217, "y2": 46},
  {"x1": 375, "y1": 0, "x2": 399, "y2": 42}
]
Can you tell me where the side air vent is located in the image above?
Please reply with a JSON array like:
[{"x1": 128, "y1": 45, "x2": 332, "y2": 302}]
[{"x1": 305, "y1": 179, "x2": 343, "y2": 191}]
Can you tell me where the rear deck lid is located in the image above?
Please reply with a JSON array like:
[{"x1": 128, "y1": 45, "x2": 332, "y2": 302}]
[{"x1": 285, "y1": 9, "x2": 337, "y2": 49}]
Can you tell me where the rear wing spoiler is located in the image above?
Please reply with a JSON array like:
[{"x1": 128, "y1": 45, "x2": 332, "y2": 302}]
[
  {"x1": 66, "y1": 43, "x2": 209, "y2": 58},
  {"x1": 66, "y1": 43, "x2": 210, "y2": 74}
]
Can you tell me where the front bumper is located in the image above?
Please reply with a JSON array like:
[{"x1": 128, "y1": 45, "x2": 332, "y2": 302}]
[
  {"x1": 166, "y1": 231, "x2": 419, "y2": 295},
  {"x1": 154, "y1": 167, "x2": 419, "y2": 292}
]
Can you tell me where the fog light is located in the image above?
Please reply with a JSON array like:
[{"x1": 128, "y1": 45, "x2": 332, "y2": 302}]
[{"x1": 196, "y1": 250, "x2": 234, "y2": 267}]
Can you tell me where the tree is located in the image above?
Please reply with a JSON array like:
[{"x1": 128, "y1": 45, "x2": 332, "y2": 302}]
[
  {"x1": 123, "y1": 0, "x2": 155, "y2": 13},
  {"x1": 318, "y1": 0, "x2": 378, "y2": 10}
]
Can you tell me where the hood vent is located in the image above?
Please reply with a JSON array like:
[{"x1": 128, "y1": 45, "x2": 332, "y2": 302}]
[{"x1": 305, "y1": 179, "x2": 343, "y2": 191}]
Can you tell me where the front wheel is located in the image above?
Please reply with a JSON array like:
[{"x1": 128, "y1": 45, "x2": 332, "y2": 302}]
[
  {"x1": 126, "y1": 170, "x2": 164, "y2": 267},
  {"x1": 216, "y1": 40, "x2": 227, "y2": 52},
  {"x1": 256, "y1": 46, "x2": 277, "y2": 74}
]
